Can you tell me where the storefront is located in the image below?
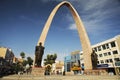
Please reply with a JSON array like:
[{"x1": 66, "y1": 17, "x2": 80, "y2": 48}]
[
  {"x1": 115, "y1": 61, "x2": 120, "y2": 75},
  {"x1": 97, "y1": 64, "x2": 116, "y2": 75}
]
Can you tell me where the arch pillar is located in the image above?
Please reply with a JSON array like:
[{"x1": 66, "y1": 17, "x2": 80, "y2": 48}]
[{"x1": 37, "y1": 1, "x2": 92, "y2": 70}]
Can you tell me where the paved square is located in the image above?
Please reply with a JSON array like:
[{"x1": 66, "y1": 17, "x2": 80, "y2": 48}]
[{"x1": 0, "y1": 74, "x2": 120, "y2": 80}]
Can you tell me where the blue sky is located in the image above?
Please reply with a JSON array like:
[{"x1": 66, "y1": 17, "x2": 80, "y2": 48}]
[{"x1": 0, "y1": 0, "x2": 120, "y2": 61}]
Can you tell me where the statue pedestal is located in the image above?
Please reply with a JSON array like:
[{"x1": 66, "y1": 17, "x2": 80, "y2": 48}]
[
  {"x1": 65, "y1": 71, "x2": 74, "y2": 75},
  {"x1": 84, "y1": 69, "x2": 108, "y2": 75},
  {"x1": 32, "y1": 67, "x2": 45, "y2": 76}
]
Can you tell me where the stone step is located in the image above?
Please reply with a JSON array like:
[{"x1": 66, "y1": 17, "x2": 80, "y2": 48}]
[{"x1": 31, "y1": 68, "x2": 45, "y2": 76}]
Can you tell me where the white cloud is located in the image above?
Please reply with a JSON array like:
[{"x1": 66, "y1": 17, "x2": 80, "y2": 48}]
[
  {"x1": 66, "y1": 0, "x2": 120, "y2": 34},
  {"x1": 83, "y1": 0, "x2": 107, "y2": 11},
  {"x1": 68, "y1": 23, "x2": 77, "y2": 30}
]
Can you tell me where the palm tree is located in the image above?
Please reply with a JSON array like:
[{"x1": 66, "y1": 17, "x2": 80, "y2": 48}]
[
  {"x1": 44, "y1": 53, "x2": 57, "y2": 75},
  {"x1": 53, "y1": 53, "x2": 57, "y2": 60},
  {"x1": 44, "y1": 53, "x2": 57, "y2": 65},
  {"x1": 27, "y1": 57, "x2": 33, "y2": 66},
  {"x1": 22, "y1": 60, "x2": 28, "y2": 66},
  {"x1": 20, "y1": 52, "x2": 25, "y2": 59}
]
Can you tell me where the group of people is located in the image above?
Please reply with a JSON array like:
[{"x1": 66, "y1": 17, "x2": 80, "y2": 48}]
[
  {"x1": 18, "y1": 64, "x2": 32, "y2": 75},
  {"x1": 25, "y1": 66, "x2": 32, "y2": 75}
]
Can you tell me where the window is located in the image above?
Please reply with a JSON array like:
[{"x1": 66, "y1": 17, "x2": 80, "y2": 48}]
[
  {"x1": 113, "y1": 50, "x2": 118, "y2": 55},
  {"x1": 99, "y1": 54, "x2": 103, "y2": 57},
  {"x1": 108, "y1": 52, "x2": 111, "y2": 55},
  {"x1": 106, "y1": 44, "x2": 109, "y2": 49},
  {"x1": 102, "y1": 45, "x2": 106, "y2": 50},
  {"x1": 110, "y1": 41, "x2": 116, "y2": 47},
  {"x1": 104, "y1": 53, "x2": 107, "y2": 56},
  {"x1": 94, "y1": 48, "x2": 97, "y2": 52},
  {"x1": 67, "y1": 62, "x2": 71, "y2": 72},
  {"x1": 109, "y1": 59, "x2": 113, "y2": 62},
  {"x1": 98, "y1": 46, "x2": 101, "y2": 51},
  {"x1": 100, "y1": 60, "x2": 104, "y2": 63},
  {"x1": 97, "y1": 61, "x2": 99, "y2": 64},
  {"x1": 71, "y1": 56, "x2": 73, "y2": 59},
  {"x1": 105, "y1": 59, "x2": 109, "y2": 63},
  {"x1": 114, "y1": 58, "x2": 120, "y2": 61},
  {"x1": 74, "y1": 55, "x2": 76, "y2": 58}
]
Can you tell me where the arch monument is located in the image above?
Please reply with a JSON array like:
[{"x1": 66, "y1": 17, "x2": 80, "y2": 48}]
[{"x1": 35, "y1": 1, "x2": 93, "y2": 70}]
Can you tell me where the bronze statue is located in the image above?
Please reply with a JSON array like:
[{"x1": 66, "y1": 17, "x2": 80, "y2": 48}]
[
  {"x1": 35, "y1": 42, "x2": 45, "y2": 67},
  {"x1": 91, "y1": 49, "x2": 98, "y2": 69}
]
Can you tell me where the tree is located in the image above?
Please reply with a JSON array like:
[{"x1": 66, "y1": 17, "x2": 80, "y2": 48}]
[
  {"x1": 44, "y1": 54, "x2": 57, "y2": 75},
  {"x1": 22, "y1": 60, "x2": 28, "y2": 66},
  {"x1": 20, "y1": 52, "x2": 25, "y2": 59},
  {"x1": 53, "y1": 53, "x2": 57, "y2": 60},
  {"x1": 44, "y1": 53, "x2": 57, "y2": 65},
  {"x1": 27, "y1": 57, "x2": 33, "y2": 66}
]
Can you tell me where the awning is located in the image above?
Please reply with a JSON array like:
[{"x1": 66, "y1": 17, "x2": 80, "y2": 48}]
[{"x1": 97, "y1": 64, "x2": 109, "y2": 68}]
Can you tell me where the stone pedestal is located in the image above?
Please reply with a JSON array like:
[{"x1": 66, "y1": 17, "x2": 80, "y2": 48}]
[
  {"x1": 65, "y1": 71, "x2": 74, "y2": 75},
  {"x1": 31, "y1": 67, "x2": 45, "y2": 76},
  {"x1": 84, "y1": 69, "x2": 108, "y2": 75}
]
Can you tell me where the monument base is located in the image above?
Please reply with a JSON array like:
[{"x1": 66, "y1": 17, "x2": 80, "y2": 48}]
[
  {"x1": 84, "y1": 69, "x2": 108, "y2": 75},
  {"x1": 31, "y1": 67, "x2": 45, "y2": 76},
  {"x1": 65, "y1": 71, "x2": 74, "y2": 75}
]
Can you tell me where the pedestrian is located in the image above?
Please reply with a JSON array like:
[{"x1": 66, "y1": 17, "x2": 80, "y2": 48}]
[
  {"x1": 63, "y1": 70, "x2": 65, "y2": 76},
  {"x1": 81, "y1": 64, "x2": 84, "y2": 75},
  {"x1": 29, "y1": 67, "x2": 32, "y2": 74}
]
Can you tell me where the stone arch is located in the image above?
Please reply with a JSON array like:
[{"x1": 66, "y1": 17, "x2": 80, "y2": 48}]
[{"x1": 37, "y1": 1, "x2": 92, "y2": 70}]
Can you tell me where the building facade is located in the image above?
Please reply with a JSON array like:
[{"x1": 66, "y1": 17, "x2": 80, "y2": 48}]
[
  {"x1": 80, "y1": 35, "x2": 120, "y2": 75},
  {"x1": 71, "y1": 51, "x2": 80, "y2": 67},
  {"x1": 0, "y1": 47, "x2": 14, "y2": 65},
  {"x1": 92, "y1": 35, "x2": 120, "y2": 67},
  {"x1": 51, "y1": 61, "x2": 64, "y2": 75},
  {"x1": 0, "y1": 47, "x2": 15, "y2": 75},
  {"x1": 64, "y1": 51, "x2": 81, "y2": 72},
  {"x1": 64, "y1": 35, "x2": 120, "y2": 75},
  {"x1": 92, "y1": 35, "x2": 120, "y2": 75},
  {"x1": 64, "y1": 56, "x2": 72, "y2": 72}
]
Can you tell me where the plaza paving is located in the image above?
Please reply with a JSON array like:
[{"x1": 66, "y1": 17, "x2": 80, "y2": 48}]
[{"x1": 0, "y1": 74, "x2": 120, "y2": 80}]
